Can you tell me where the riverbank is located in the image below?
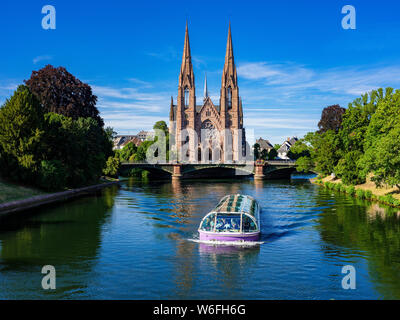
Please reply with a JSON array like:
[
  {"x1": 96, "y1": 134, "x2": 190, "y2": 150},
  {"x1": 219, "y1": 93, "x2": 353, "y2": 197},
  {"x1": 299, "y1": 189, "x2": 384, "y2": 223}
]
[
  {"x1": 0, "y1": 178, "x2": 47, "y2": 203},
  {"x1": 311, "y1": 175, "x2": 400, "y2": 208},
  {"x1": 0, "y1": 179, "x2": 120, "y2": 218}
]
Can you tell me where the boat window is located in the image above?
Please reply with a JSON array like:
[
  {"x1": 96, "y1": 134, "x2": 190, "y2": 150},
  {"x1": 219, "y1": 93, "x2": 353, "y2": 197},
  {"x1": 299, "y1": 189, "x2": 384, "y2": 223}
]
[
  {"x1": 242, "y1": 214, "x2": 257, "y2": 232},
  {"x1": 200, "y1": 213, "x2": 216, "y2": 231},
  {"x1": 215, "y1": 214, "x2": 241, "y2": 233}
]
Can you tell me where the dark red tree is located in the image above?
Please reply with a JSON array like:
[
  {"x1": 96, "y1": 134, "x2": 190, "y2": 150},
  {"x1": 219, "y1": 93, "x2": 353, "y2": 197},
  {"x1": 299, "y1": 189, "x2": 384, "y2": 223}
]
[
  {"x1": 25, "y1": 65, "x2": 104, "y2": 127},
  {"x1": 318, "y1": 104, "x2": 346, "y2": 133}
]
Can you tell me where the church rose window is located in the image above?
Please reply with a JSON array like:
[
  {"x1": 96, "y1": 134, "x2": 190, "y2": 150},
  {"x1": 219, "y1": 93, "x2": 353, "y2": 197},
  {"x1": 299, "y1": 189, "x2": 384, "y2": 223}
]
[{"x1": 201, "y1": 120, "x2": 218, "y2": 142}]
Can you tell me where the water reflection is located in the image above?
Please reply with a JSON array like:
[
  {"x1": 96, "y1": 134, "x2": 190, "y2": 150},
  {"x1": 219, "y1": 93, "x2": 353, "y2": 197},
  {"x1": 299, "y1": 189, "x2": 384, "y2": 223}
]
[
  {"x1": 0, "y1": 186, "x2": 118, "y2": 299},
  {"x1": 316, "y1": 187, "x2": 400, "y2": 299},
  {"x1": 1, "y1": 178, "x2": 400, "y2": 299}
]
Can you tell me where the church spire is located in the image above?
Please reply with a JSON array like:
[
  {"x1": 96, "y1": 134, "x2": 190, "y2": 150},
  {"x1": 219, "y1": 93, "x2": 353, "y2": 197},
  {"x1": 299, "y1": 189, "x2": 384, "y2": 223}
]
[
  {"x1": 222, "y1": 22, "x2": 237, "y2": 88},
  {"x1": 203, "y1": 73, "x2": 208, "y2": 101},
  {"x1": 179, "y1": 22, "x2": 194, "y2": 88}
]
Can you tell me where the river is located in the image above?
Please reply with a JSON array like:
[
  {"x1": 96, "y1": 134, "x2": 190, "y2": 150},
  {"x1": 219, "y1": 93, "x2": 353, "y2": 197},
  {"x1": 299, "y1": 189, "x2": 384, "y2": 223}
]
[{"x1": 0, "y1": 176, "x2": 400, "y2": 299}]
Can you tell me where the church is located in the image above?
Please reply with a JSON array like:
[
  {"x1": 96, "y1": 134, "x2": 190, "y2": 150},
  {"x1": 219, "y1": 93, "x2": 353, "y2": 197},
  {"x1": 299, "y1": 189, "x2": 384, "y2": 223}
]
[{"x1": 169, "y1": 23, "x2": 246, "y2": 163}]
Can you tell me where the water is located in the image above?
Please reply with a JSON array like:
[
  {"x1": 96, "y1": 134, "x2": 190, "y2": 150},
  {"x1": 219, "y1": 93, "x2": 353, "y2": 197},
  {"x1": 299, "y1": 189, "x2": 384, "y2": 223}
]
[{"x1": 1, "y1": 177, "x2": 400, "y2": 299}]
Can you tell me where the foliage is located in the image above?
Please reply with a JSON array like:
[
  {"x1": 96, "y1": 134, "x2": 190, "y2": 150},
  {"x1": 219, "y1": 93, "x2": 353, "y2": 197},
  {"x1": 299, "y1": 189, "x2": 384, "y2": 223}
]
[
  {"x1": 296, "y1": 156, "x2": 314, "y2": 173},
  {"x1": 39, "y1": 160, "x2": 67, "y2": 190},
  {"x1": 42, "y1": 113, "x2": 112, "y2": 187},
  {"x1": 253, "y1": 143, "x2": 260, "y2": 160},
  {"x1": 267, "y1": 148, "x2": 277, "y2": 160},
  {"x1": 305, "y1": 131, "x2": 340, "y2": 176},
  {"x1": 25, "y1": 65, "x2": 104, "y2": 127},
  {"x1": 318, "y1": 104, "x2": 346, "y2": 133},
  {"x1": 260, "y1": 149, "x2": 268, "y2": 160},
  {"x1": 103, "y1": 156, "x2": 121, "y2": 178},
  {"x1": 361, "y1": 89, "x2": 400, "y2": 188},
  {"x1": 288, "y1": 139, "x2": 311, "y2": 160},
  {"x1": 334, "y1": 150, "x2": 365, "y2": 185},
  {"x1": 118, "y1": 142, "x2": 138, "y2": 162},
  {"x1": 0, "y1": 85, "x2": 44, "y2": 183}
]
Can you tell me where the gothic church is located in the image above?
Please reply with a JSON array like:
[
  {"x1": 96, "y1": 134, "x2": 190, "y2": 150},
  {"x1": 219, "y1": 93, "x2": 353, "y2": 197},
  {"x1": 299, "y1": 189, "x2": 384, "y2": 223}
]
[{"x1": 169, "y1": 23, "x2": 246, "y2": 163}]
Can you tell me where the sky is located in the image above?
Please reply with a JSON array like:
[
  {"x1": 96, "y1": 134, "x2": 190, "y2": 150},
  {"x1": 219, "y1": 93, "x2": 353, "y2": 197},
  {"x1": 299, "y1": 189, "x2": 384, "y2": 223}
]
[{"x1": 1, "y1": 0, "x2": 400, "y2": 144}]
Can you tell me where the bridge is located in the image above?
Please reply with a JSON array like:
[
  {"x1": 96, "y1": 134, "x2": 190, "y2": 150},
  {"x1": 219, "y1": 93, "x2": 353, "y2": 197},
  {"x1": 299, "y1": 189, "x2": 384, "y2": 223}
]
[{"x1": 120, "y1": 160, "x2": 297, "y2": 180}]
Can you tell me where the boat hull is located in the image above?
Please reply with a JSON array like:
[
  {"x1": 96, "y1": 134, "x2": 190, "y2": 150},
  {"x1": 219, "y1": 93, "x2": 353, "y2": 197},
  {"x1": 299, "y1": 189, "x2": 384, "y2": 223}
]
[{"x1": 199, "y1": 231, "x2": 260, "y2": 242}]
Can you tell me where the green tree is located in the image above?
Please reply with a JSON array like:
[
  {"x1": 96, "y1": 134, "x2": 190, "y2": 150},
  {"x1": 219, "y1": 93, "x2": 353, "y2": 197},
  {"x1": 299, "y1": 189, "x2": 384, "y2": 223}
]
[
  {"x1": 153, "y1": 121, "x2": 168, "y2": 134},
  {"x1": 103, "y1": 156, "x2": 121, "y2": 178},
  {"x1": 42, "y1": 113, "x2": 112, "y2": 187},
  {"x1": 0, "y1": 85, "x2": 44, "y2": 182},
  {"x1": 253, "y1": 143, "x2": 260, "y2": 160},
  {"x1": 260, "y1": 149, "x2": 268, "y2": 160},
  {"x1": 296, "y1": 156, "x2": 314, "y2": 173},
  {"x1": 305, "y1": 131, "x2": 340, "y2": 176},
  {"x1": 268, "y1": 148, "x2": 278, "y2": 160},
  {"x1": 361, "y1": 89, "x2": 400, "y2": 188},
  {"x1": 119, "y1": 142, "x2": 137, "y2": 162},
  {"x1": 287, "y1": 139, "x2": 311, "y2": 160}
]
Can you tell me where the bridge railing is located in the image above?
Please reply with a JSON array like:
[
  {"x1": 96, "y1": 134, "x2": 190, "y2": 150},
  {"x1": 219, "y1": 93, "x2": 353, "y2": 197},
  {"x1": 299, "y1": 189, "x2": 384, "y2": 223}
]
[{"x1": 121, "y1": 160, "x2": 296, "y2": 166}]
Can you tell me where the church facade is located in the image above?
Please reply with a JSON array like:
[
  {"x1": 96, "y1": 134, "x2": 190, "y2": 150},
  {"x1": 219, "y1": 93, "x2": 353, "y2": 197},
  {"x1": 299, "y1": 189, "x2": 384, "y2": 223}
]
[{"x1": 169, "y1": 23, "x2": 246, "y2": 163}]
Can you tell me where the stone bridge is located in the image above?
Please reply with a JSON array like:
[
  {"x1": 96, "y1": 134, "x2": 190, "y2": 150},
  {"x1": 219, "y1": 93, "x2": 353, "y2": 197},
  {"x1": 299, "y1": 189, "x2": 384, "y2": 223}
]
[{"x1": 120, "y1": 160, "x2": 297, "y2": 180}]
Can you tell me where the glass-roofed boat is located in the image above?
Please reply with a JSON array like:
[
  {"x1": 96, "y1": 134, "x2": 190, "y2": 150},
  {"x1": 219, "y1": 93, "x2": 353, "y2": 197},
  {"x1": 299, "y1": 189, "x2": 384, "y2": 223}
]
[{"x1": 198, "y1": 194, "x2": 261, "y2": 242}]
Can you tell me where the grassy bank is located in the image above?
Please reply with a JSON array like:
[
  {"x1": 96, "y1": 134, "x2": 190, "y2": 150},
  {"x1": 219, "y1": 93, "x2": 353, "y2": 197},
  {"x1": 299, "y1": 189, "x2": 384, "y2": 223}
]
[
  {"x1": 0, "y1": 178, "x2": 47, "y2": 204},
  {"x1": 312, "y1": 175, "x2": 400, "y2": 208}
]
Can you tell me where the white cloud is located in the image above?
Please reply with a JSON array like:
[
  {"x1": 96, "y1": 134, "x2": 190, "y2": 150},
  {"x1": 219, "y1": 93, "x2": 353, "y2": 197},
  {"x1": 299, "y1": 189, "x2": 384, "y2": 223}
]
[{"x1": 33, "y1": 55, "x2": 52, "y2": 64}]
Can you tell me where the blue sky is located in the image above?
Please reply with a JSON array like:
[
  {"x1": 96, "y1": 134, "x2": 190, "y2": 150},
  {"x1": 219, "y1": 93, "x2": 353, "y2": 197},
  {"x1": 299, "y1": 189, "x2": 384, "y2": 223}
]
[{"x1": 1, "y1": 0, "x2": 400, "y2": 144}]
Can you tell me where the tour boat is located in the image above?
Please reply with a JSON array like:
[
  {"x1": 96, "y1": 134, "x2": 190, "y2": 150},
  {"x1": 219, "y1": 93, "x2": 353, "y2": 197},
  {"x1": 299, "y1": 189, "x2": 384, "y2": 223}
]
[{"x1": 198, "y1": 194, "x2": 261, "y2": 242}]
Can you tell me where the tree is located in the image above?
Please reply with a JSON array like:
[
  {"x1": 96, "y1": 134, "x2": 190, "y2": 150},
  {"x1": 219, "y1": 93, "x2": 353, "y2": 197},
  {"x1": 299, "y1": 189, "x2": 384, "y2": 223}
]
[
  {"x1": 153, "y1": 121, "x2": 168, "y2": 134},
  {"x1": 0, "y1": 85, "x2": 44, "y2": 182},
  {"x1": 25, "y1": 65, "x2": 104, "y2": 126},
  {"x1": 361, "y1": 88, "x2": 400, "y2": 188},
  {"x1": 318, "y1": 104, "x2": 346, "y2": 133},
  {"x1": 103, "y1": 156, "x2": 121, "y2": 178},
  {"x1": 334, "y1": 150, "x2": 365, "y2": 185},
  {"x1": 260, "y1": 149, "x2": 268, "y2": 160},
  {"x1": 296, "y1": 156, "x2": 314, "y2": 173},
  {"x1": 287, "y1": 139, "x2": 311, "y2": 160},
  {"x1": 268, "y1": 148, "x2": 278, "y2": 160},
  {"x1": 365, "y1": 126, "x2": 400, "y2": 189},
  {"x1": 119, "y1": 142, "x2": 137, "y2": 162},
  {"x1": 305, "y1": 131, "x2": 340, "y2": 176},
  {"x1": 253, "y1": 143, "x2": 260, "y2": 160},
  {"x1": 42, "y1": 113, "x2": 112, "y2": 187}
]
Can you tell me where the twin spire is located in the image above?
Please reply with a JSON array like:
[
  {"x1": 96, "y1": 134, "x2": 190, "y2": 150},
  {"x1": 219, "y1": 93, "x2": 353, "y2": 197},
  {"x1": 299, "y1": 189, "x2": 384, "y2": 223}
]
[{"x1": 179, "y1": 22, "x2": 237, "y2": 98}]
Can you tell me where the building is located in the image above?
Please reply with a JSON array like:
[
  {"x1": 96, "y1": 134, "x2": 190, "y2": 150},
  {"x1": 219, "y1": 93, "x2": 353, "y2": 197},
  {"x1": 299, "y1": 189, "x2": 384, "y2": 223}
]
[
  {"x1": 277, "y1": 137, "x2": 298, "y2": 159},
  {"x1": 137, "y1": 130, "x2": 154, "y2": 142},
  {"x1": 113, "y1": 135, "x2": 144, "y2": 150},
  {"x1": 113, "y1": 135, "x2": 137, "y2": 150},
  {"x1": 256, "y1": 138, "x2": 274, "y2": 153},
  {"x1": 169, "y1": 23, "x2": 246, "y2": 163}
]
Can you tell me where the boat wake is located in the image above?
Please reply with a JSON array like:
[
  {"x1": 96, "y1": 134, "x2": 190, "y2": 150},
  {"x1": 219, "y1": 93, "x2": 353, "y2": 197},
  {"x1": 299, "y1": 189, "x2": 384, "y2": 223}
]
[{"x1": 188, "y1": 238, "x2": 264, "y2": 246}]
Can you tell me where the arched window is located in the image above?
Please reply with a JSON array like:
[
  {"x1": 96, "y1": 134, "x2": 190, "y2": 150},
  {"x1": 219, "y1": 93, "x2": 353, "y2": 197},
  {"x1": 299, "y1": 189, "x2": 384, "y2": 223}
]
[
  {"x1": 227, "y1": 87, "x2": 232, "y2": 109},
  {"x1": 198, "y1": 147, "x2": 202, "y2": 162},
  {"x1": 184, "y1": 88, "x2": 189, "y2": 108}
]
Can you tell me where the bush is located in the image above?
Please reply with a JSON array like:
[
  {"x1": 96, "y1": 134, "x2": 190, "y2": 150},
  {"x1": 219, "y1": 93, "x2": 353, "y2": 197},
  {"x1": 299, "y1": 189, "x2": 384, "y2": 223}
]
[
  {"x1": 356, "y1": 189, "x2": 365, "y2": 199},
  {"x1": 346, "y1": 185, "x2": 355, "y2": 196},
  {"x1": 364, "y1": 190, "x2": 373, "y2": 200},
  {"x1": 103, "y1": 156, "x2": 120, "y2": 178},
  {"x1": 39, "y1": 160, "x2": 67, "y2": 190},
  {"x1": 334, "y1": 183, "x2": 342, "y2": 192}
]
